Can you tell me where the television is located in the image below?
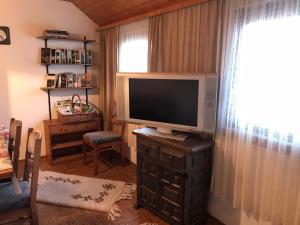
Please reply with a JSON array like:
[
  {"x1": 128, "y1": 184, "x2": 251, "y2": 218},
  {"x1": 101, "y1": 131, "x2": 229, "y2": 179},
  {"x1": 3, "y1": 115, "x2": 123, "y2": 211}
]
[{"x1": 116, "y1": 73, "x2": 218, "y2": 139}]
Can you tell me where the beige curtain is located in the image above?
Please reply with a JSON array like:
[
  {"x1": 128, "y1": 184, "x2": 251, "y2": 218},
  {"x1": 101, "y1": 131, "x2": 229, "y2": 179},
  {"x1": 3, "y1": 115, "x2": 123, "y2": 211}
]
[
  {"x1": 99, "y1": 27, "x2": 119, "y2": 130},
  {"x1": 212, "y1": 0, "x2": 300, "y2": 224},
  {"x1": 148, "y1": 0, "x2": 221, "y2": 73},
  {"x1": 118, "y1": 19, "x2": 149, "y2": 163}
]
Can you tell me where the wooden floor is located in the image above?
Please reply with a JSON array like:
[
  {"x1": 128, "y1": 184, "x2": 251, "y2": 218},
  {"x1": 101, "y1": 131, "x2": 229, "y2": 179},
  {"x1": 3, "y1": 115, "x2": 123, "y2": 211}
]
[{"x1": 19, "y1": 152, "x2": 224, "y2": 225}]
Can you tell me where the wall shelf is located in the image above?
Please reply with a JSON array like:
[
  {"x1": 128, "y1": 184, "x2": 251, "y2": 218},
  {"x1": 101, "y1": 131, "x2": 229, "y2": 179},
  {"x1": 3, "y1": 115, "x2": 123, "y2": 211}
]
[
  {"x1": 36, "y1": 36, "x2": 96, "y2": 44},
  {"x1": 41, "y1": 63, "x2": 92, "y2": 66},
  {"x1": 38, "y1": 34, "x2": 96, "y2": 120},
  {"x1": 40, "y1": 87, "x2": 98, "y2": 91}
]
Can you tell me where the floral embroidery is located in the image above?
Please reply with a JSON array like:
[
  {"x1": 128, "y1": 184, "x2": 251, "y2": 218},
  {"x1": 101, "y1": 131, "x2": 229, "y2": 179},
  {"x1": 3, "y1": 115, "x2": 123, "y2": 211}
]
[
  {"x1": 71, "y1": 191, "x2": 108, "y2": 203},
  {"x1": 44, "y1": 176, "x2": 81, "y2": 184},
  {"x1": 102, "y1": 183, "x2": 116, "y2": 191}
]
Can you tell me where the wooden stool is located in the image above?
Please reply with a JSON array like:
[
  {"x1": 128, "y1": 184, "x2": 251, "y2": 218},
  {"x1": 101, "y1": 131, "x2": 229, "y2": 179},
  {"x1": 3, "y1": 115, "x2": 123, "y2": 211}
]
[{"x1": 83, "y1": 118, "x2": 125, "y2": 174}]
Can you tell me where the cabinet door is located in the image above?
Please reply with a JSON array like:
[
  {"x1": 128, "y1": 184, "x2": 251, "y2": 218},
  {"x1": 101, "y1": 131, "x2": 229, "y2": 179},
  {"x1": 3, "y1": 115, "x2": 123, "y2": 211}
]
[
  {"x1": 159, "y1": 166, "x2": 185, "y2": 224},
  {"x1": 139, "y1": 156, "x2": 159, "y2": 179},
  {"x1": 137, "y1": 156, "x2": 159, "y2": 210},
  {"x1": 159, "y1": 197, "x2": 183, "y2": 225},
  {"x1": 140, "y1": 186, "x2": 157, "y2": 209}
]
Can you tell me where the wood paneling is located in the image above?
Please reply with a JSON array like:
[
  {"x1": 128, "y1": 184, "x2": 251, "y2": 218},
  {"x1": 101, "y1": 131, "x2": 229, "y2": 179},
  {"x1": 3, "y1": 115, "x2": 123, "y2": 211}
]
[{"x1": 64, "y1": 0, "x2": 210, "y2": 30}]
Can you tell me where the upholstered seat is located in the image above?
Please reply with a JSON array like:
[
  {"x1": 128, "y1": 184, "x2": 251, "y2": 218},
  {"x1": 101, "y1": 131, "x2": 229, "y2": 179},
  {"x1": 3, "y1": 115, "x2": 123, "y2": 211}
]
[
  {"x1": 0, "y1": 181, "x2": 30, "y2": 213},
  {"x1": 83, "y1": 118, "x2": 126, "y2": 174},
  {"x1": 83, "y1": 131, "x2": 121, "y2": 145},
  {"x1": 0, "y1": 129, "x2": 42, "y2": 225}
]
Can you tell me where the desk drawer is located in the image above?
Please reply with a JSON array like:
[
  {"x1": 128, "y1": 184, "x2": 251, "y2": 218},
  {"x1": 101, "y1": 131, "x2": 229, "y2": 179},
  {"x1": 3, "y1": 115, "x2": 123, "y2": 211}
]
[
  {"x1": 76, "y1": 121, "x2": 99, "y2": 132},
  {"x1": 49, "y1": 124, "x2": 76, "y2": 134}
]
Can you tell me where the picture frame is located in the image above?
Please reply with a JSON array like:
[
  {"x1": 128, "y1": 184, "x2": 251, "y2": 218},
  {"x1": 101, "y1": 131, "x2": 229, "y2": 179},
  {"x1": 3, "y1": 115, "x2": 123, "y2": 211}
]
[
  {"x1": 0, "y1": 26, "x2": 11, "y2": 45},
  {"x1": 43, "y1": 74, "x2": 57, "y2": 88}
]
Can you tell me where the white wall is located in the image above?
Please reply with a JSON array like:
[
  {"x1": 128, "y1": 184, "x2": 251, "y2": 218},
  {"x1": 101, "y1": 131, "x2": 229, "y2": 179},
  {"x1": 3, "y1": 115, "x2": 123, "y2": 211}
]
[{"x1": 0, "y1": 0, "x2": 99, "y2": 158}]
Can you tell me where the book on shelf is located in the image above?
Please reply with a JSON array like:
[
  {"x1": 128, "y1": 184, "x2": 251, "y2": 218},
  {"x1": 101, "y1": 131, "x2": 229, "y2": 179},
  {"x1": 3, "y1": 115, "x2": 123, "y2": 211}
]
[
  {"x1": 55, "y1": 49, "x2": 61, "y2": 64},
  {"x1": 41, "y1": 48, "x2": 51, "y2": 64},
  {"x1": 71, "y1": 50, "x2": 76, "y2": 64},
  {"x1": 51, "y1": 49, "x2": 56, "y2": 64},
  {"x1": 61, "y1": 49, "x2": 67, "y2": 64},
  {"x1": 80, "y1": 50, "x2": 85, "y2": 64},
  {"x1": 81, "y1": 73, "x2": 94, "y2": 87},
  {"x1": 74, "y1": 74, "x2": 82, "y2": 88},
  {"x1": 67, "y1": 49, "x2": 72, "y2": 64},
  {"x1": 75, "y1": 51, "x2": 81, "y2": 64},
  {"x1": 40, "y1": 48, "x2": 93, "y2": 65},
  {"x1": 43, "y1": 30, "x2": 70, "y2": 39},
  {"x1": 86, "y1": 50, "x2": 92, "y2": 64},
  {"x1": 42, "y1": 73, "x2": 96, "y2": 89}
]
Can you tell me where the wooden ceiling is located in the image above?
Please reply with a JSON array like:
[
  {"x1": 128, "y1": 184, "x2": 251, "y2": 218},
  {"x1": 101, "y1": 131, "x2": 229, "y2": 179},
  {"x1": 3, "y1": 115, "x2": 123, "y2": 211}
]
[{"x1": 65, "y1": 0, "x2": 209, "y2": 30}]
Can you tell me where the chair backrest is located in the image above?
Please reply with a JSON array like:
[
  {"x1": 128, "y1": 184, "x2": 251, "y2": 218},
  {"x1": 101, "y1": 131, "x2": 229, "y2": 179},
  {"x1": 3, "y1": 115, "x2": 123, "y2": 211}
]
[
  {"x1": 111, "y1": 118, "x2": 125, "y2": 139},
  {"x1": 23, "y1": 128, "x2": 42, "y2": 207},
  {"x1": 8, "y1": 118, "x2": 22, "y2": 176}
]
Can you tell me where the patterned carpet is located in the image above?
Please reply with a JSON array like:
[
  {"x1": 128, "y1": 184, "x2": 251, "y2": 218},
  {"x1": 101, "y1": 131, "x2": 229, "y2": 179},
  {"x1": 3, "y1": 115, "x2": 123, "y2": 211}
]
[{"x1": 37, "y1": 170, "x2": 136, "y2": 220}]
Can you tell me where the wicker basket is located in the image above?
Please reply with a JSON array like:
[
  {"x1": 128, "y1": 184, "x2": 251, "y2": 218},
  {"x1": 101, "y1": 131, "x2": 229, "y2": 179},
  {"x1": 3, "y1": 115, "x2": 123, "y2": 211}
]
[{"x1": 57, "y1": 94, "x2": 97, "y2": 123}]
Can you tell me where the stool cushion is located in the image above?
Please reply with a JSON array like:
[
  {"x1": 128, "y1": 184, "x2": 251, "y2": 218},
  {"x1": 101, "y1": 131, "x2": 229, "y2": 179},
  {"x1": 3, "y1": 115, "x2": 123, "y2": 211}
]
[
  {"x1": 83, "y1": 131, "x2": 121, "y2": 145},
  {"x1": 0, "y1": 180, "x2": 30, "y2": 213}
]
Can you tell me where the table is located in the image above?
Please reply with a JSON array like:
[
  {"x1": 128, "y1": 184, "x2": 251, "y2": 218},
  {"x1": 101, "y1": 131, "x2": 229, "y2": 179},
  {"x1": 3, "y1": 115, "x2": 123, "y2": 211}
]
[
  {"x1": 0, "y1": 146, "x2": 13, "y2": 179},
  {"x1": 0, "y1": 146, "x2": 21, "y2": 194}
]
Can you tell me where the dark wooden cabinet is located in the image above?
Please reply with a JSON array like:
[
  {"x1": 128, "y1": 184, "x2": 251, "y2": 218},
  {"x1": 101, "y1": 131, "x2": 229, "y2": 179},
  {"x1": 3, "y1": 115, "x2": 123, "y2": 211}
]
[{"x1": 133, "y1": 128, "x2": 213, "y2": 225}]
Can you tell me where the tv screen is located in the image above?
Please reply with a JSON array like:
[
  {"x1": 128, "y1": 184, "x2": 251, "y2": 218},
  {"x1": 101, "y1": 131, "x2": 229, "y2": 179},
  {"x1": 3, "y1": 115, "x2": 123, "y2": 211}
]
[{"x1": 129, "y1": 78, "x2": 199, "y2": 126}]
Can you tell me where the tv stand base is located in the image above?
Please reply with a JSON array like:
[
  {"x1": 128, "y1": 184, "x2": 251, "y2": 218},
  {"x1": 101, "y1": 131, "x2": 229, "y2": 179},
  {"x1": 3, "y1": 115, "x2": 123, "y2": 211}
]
[{"x1": 146, "y1": 127, "x2": 188, "y2": 141}]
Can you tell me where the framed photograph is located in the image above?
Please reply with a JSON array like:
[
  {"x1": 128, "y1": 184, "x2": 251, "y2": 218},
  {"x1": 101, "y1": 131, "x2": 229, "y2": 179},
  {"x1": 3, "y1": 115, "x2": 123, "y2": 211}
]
[
  {"x1": 43, "y1": 74, "x2": 57, "y2": 88},
  {"x1": 0, "y1": 26, "x2": 11, "y2": 45}
]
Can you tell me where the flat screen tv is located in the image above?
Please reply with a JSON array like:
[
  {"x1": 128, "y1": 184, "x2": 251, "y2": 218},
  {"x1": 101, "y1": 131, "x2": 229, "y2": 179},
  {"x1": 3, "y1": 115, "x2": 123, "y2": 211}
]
[{"x1": 116, "y1": 73, "x2": 218, "y2": 134}]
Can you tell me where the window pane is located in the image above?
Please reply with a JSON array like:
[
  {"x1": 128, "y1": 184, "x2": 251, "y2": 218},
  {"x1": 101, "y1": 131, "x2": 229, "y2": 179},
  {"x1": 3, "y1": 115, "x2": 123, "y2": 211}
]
[
  {"x1": 233, "y1": 16, "x2": 300, "y2": 135},
  {"x1": 119, "y1": 19, "x2": 149, "y2": 72}
]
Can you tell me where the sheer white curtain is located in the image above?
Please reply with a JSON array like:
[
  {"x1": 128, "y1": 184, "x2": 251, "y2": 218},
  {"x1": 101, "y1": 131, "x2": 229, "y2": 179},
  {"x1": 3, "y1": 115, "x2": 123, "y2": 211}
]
[
  {"x1": 118, "y1": 19, "x2": 149, "y2": 162},
  {"x1": 212, "y1": 0, "x2": 300, "y2": 224},
  {"x1": 119, "y1": 19, "x2": 148, "y2": 72}
]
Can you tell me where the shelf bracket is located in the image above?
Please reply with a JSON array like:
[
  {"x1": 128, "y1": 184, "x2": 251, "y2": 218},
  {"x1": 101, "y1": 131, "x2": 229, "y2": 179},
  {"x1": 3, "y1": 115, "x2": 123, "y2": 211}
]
[
  {"x1": 85, "y1": 88, "x2": 89, "y2": 104},
  {"x1": 47, "y1": 89, "x2": 52, "y2": 120}
]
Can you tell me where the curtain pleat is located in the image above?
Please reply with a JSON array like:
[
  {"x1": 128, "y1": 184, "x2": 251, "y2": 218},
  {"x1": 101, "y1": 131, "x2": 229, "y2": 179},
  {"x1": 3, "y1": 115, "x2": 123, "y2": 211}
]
[
  {"x1": 148, "y1": 0, "x2": 221, "y2": 73},
  {"x1": 99, "y1": 27, "x2": 119, "y2": 130},
  {"x1": 212, "y1": 1, "x2": 300, "y2": 225},
  {"x1": 118, "y1": 19, "x2": 149, "y2": 162}
]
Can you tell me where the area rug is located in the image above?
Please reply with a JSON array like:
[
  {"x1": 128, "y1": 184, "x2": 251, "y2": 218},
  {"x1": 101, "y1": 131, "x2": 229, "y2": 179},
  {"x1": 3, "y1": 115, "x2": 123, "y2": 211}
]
[{"x1": 37, "y1": 170, "x2": 136, "y2": 220}]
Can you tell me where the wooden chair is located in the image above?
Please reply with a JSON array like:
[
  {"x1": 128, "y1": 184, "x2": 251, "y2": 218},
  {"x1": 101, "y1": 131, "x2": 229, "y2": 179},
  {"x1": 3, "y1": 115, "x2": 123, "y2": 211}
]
[
  {"x1": 83, "y1": 118, "x2": 126, "y2": 174},
  {"x1": 8, "y1": 118, "x2": 22, "y2": 177},
  {"x1": 0, "y1": 128, "x2": 42, "y2": 225}
]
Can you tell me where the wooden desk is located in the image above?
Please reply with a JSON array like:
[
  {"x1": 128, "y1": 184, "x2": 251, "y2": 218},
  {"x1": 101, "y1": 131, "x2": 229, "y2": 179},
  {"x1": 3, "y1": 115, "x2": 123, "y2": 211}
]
[
  {"x1": 44, "y1": 118, "x2": 102, "y2": 164},
  {"x1": 0, "y1": 146, "x2": 13, "y2": 179}
]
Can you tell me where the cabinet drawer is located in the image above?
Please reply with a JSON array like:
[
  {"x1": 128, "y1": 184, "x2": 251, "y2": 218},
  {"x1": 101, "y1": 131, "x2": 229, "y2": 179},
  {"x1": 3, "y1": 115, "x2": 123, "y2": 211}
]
[
  {"x1": 140, "y1": 187, "x2": 157, "y2": 209},
  {"x1": 140, "y1": 158, "x2": 158, "y2": 178},
  {"x1": 141, "y1": 173, "x2": 157, "y2": 191},
  {"x1": 76, "y1": 121, "x2": 99, "y2": 132},
  {"x1": 160, "y1": 183, "x2": 182, "y2": 206},
  {"x1": 138, "y1": 139, "x2": 159, "y2": 159},
  {"x1": 160, "y1": 197, "x2": 183, "y2": 224},
  {"x1": 160, "y1": 148, "x2": 185, "y2": 170},
  {"x1": 49, "y1": 124, "x2": 76, "y2": 134},
  {"x1": 161, "y1": 167, "x2": 185, "y2": 189}
]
